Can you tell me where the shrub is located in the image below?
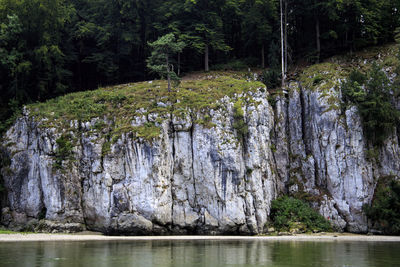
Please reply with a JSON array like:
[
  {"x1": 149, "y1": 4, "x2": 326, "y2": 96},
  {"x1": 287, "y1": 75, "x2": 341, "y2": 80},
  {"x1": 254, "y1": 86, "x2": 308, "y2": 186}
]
[
  {"x1": 341, "y1": 70, "x2": 367, "y2": 105},
  {"x1": 232, "y1": 100, "x2": 248, "y2": 143},
  {"x1": 364, "y1": 177, "x2": 400, "y2": 235},
  {"x1": 53, "y1": 135, "x2": 73, "y2": 169},
  {"x1": 267, "y1": 95, "x2": 277, "y2": 109},
  {"x1": 270, "y1": 196, "x2": 332, "y2": 232},
  {"x1": 260, "y1": 68, "x2": 281, "y2": 89},
  {"x1": 312, "y1": 74, "x2": 324, "y2": 85},
  {"x1": 0, "y1": 147, "x2": 10, "y2": 194}
]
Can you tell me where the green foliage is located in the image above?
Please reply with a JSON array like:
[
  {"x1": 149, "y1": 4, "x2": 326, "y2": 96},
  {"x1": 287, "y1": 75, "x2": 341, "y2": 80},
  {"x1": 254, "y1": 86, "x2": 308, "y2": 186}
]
[
  {"x1": 0, "y1": 229, "x2": 20, "y2": 234},
  {"x1": 341, "y1": 64, "x2": 400, "y2": 146},
  {"x1": 267, "y1": 95, "x2": 277, "y2": 109},
  {"x1": 92, "y1": 120, "x2": 107, "y2": 132},
  {"x1": 182, "y1": 0, "x2": 231, "y2": 53},
  {"x1": 241, "y1": 0, "x2": 276, "y2": 67},
  {"x1": 395, "y1": 27, "x2": 400, "y2": 44},
  {"x1": 0, "y1": 99, "x2": 22, "y2": 136},
  {"x1": 53, "y1": 134, "x2": 73, "y2": 169},
  {"x1": 211, "y1": 59, "x2": 249, "y2": 71},
  {"x1": 312, "y1": 74, "x2": 324, "y2": 85},
  {"x1": 232, "y1": 99, "x2": 248, "y2": 143},
  {"x1": 246, "y1": 168, "x2": 253, "y2": 175},
  {"x1": 261, "y1": 68, "x2": 281, "y2": 89},
  {"x1": 341, "y1": 70, "x2": 367, "y2": 104},
  {"x1": 101, "y1": 140, "x2": 111, "y2": 157},
  {"x1": 270, "y1": 196, "x2": 332, "y2": 232},
  {"x1": 270, "y1": 143, "x2": 277, "y2": 153},
  {"x1": 0, "y1": 146, "x2": 10, "y2": 195},
  {"x1": 0, "y1": 170, "x2": 5, "y2": 194},
  {"x1": 364, "y1": 177, "x2": 400, "y2": 235},
  {"x1": 147, "y1": 33, "x2": 185, "y2": 91},
  {"x1": 267, "y1": 41, "x2": 280, "y2": 69},
  {"x1": 365, "y1": 147, "x2": 380, "y2": 162}
]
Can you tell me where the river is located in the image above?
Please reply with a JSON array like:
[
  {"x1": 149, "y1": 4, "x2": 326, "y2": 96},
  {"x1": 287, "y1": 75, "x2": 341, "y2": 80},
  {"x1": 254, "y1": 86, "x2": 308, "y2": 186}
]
[{"x1": 1, "y1": 239, "x2": 399, "y2": 266}]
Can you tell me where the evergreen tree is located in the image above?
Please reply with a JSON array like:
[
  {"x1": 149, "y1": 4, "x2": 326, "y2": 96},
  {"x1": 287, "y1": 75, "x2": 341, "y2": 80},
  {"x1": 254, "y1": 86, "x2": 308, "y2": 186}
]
[
  {"x1": 242, "y1": 0, "x2": 277, "y2": 68},
  {"x1": 147, "y1": 33, "x2": 185, "y2": 91},
  {"x1": 183, "y1": 0, "x2": 231, "y2": 71}
]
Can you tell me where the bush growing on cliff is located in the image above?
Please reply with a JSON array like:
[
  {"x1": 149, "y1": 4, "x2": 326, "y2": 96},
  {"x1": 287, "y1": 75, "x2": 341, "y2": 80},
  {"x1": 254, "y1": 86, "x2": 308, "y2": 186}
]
[
  {"x1": 0, "y1": 147, "x2": 10, "y2": 193},
  {"x1": 260, "y1": 68, "x2": 281, "y2": 89},
  {"x1": 232, "y1": 100, "x2": 248, "y2": 143},
  {"x1": 270, "y1": 196, "x2": 332, "y2": 232},
  {"x1": 364, "y1": 177, "x2": 400, "y2": 235},
  {"x1": 53, "y1": 135, "x2": 74, "y2": 169},
  {"x1": 341, "y1": 64, "x2": 400, "y2": 146}
]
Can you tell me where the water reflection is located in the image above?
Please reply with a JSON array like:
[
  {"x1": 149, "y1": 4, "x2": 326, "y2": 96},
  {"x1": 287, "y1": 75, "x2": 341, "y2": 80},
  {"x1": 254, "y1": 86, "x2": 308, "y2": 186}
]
[{"x1": 0, "y1": 239, "x2": 399, "y2": 267}]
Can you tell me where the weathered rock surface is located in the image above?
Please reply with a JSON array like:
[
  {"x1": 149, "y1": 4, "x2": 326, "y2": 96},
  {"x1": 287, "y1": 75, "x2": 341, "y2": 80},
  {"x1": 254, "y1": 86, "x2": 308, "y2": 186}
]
[{"x1": 1, "y1": 80, "x2": 399, "y2": 234}]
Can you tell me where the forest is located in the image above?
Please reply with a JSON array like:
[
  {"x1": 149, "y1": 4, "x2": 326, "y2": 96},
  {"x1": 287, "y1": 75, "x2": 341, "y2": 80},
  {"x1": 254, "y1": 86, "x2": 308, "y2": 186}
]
[{"x1": 0, "y1": 0, "x2": 400, "y2": 132}]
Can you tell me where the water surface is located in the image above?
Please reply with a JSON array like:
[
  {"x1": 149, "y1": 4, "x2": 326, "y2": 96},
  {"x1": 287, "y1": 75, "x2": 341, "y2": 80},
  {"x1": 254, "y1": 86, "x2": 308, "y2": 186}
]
[{"x1": 1, "y1": 239, "x2": 399, "y2": 267}]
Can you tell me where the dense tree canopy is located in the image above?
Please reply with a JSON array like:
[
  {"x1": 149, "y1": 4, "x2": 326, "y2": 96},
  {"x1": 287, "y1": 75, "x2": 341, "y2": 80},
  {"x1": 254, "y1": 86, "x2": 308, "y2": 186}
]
[{"x1": 0, "y1": 0, "x2": 399, "y2": 132}]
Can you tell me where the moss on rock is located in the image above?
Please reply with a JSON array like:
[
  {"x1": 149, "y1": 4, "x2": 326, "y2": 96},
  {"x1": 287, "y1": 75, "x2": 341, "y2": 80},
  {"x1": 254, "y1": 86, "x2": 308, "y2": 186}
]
[{"x1": 27, "y1": 74, "x2": 265, "y2": 142}]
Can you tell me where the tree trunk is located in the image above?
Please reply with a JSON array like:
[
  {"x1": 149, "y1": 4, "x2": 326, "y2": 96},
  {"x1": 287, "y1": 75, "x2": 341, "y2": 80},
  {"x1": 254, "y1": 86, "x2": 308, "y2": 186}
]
[
  {"x1": 261, "y1": 45, "x2": 265, "y2": 69},
  {"x1": 166, "y1": 54, "x2": 171, "y2": 92},
  {"x1": 280, "y1": 0, "x2": 285, "y2": 87},
  {"x1": 284, "y1": 0, "x2": 288, "y2": 74},
  {"x1": 178, "y1": 52, "x2": 181, "y2": 76},
  {"x1": 204, "y1": 45, "x2": 209, "y2": 72},
  {"x1": 316, "y1": 17, "x2": 320, "y2": 63}
]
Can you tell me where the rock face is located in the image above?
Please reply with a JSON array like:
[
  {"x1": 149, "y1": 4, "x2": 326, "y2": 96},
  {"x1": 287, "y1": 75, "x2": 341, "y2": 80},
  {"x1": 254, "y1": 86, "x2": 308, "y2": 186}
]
[{"x1": 1, "y1": 81, "x2": 400, "y2": 234}]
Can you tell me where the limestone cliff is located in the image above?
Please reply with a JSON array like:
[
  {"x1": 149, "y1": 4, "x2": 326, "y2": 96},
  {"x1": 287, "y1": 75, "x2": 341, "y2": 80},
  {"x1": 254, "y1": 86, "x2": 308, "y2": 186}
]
[{"x1": 1, "y1": 46, "x2": 399, "y2": 234}]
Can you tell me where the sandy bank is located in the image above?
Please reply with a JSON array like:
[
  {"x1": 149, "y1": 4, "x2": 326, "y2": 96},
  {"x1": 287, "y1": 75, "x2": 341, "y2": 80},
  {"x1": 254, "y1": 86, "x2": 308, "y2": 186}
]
[{"x1": 1, "y1": 233, "x2": 400, "y2": 242}]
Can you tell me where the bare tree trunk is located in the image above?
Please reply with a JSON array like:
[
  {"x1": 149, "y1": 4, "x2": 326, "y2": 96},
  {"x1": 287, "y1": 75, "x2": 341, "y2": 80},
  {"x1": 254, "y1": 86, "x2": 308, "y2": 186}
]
[
  {"x1": 284, "y1": 0, "x2": 288, "y2": 74},
  {"x1": 280, "y1": 0, "x2": 285, "y2": 87},
  {"x1": 166, "y1": 55, "x2": 171, "y2": 92},
  {"x1": 205, "y1": 45, "x2": 209, "y2": 72},
  {"x1": 178, "y1": 52, "x2": 181, "y2": 76},
  {"x1": 316, "y1": 17, "x2": 320, "y2": 63},
  {"x1": 261, "y1": 45, "x2": 265, "y2": 68}
]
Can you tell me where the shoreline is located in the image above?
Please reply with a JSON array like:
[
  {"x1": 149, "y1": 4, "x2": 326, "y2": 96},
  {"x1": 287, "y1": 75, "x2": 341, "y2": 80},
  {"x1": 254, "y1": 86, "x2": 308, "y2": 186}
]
[{"x1": 1, "y1": 233, "x2": 400, "y2": 242}]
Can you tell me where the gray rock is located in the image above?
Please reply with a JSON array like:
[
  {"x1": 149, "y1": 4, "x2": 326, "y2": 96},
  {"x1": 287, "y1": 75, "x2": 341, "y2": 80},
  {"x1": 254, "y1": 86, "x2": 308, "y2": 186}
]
[{"x1": 1, "y1": 80, "x2": 399, "y2": 234}]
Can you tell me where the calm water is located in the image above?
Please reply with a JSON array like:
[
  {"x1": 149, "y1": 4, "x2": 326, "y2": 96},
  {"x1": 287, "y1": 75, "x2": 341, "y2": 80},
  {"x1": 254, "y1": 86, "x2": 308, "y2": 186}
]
[{"x1": 0, "y1": 240, "x2": 399, "y2": 267}]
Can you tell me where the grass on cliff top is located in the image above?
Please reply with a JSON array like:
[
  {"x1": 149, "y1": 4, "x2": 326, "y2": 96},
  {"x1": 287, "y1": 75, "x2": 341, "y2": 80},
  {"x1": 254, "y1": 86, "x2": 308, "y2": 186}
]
[
  {"x1": 28, "y1": 72, "x2": 265, "y2": 132},
  {"x1": 298, "y1": 62, "x2": 345, "y2": 92},
  {"x1": 297, "y1": 43, "x2": 398, "y2": 92}
]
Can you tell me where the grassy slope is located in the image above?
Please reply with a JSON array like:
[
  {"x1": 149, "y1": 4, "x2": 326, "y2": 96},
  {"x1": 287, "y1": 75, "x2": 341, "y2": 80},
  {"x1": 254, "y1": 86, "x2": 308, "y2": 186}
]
[
  {"x1": 298, "y1": 43, "x2": 399, "y2": 92},
  {"x1": 26, "y1": 72, "x2": 265, "y2": 141}
]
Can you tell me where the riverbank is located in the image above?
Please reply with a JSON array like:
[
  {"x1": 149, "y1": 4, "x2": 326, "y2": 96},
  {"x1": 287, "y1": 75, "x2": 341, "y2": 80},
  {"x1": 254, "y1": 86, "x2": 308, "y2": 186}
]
[{"x1": 1, "y1": 232, "x2": 400, "y2": 242}]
